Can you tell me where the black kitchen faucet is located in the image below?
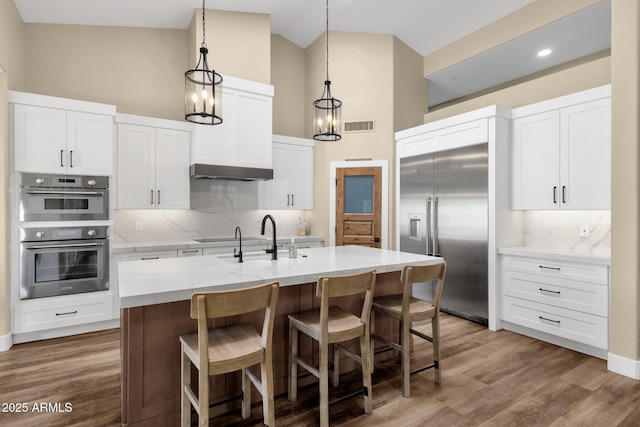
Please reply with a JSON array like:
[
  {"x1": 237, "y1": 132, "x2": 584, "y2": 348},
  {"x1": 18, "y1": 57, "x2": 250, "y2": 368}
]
[{"x1": 261, "y1": 214, "x2": 277, "y2": 260}]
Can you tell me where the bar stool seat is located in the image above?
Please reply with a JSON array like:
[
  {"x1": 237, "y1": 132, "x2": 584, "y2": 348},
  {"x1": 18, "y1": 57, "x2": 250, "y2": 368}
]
[
  {"x1": 180, "y1": 282, "x2": 279, "y2": 427},
  {"x1": 371, "y1": 262, "x2": 447, "y2": 397}
]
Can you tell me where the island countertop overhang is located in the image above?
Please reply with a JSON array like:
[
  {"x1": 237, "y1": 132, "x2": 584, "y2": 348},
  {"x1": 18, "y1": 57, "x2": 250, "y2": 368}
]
[{"x1": 117, "y1": 246, "x2": 442, "y2": 308}]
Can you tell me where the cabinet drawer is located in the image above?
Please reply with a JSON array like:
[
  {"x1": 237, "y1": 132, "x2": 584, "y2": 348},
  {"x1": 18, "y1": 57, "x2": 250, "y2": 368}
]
[
  {"x1": 503, "y1": 271, "x2": 607, "y2": 316},
  {"x1": 122, "y1": 250, "x2": 177, "y2": 261},
  {"x1": 502, "y1": 256, "x2": 608, "y2": 285},
  {"x1": 15, "y1": 293, "x2": 114, "y2": 333},
  {"x1": 503, "y1": 296, "x2": 607, "y2": 349}
]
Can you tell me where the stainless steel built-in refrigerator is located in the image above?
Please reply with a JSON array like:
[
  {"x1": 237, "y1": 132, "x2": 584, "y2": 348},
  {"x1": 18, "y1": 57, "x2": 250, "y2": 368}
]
[{"x1": 399, "y1": 143, "x2": 488, "y2": 325}]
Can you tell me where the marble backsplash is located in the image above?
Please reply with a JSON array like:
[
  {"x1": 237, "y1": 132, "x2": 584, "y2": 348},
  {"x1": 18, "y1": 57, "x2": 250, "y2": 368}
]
[
  {"x1": 113, "y1": 180, "x2": 312, "y2": 243},
  {"x1": 523, "y1": 210, "x2": 610, "y2": 256}
]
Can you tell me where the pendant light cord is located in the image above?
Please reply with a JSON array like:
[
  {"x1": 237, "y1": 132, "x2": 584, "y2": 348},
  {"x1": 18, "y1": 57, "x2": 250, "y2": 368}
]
[
  {"x1": 325, "y1": 0, "x2": 330, "y2": 81},
  {"x1": 201, "y1": 0, "x2": 207, "y2": 49}
]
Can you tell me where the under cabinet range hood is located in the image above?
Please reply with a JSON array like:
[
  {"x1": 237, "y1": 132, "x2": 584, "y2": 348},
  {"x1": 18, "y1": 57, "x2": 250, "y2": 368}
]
[{"x1": 189, "y1": 164, "x2": 273, "y2": 181}]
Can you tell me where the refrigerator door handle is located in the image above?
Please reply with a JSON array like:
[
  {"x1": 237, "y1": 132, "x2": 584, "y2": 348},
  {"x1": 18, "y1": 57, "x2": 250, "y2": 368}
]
[
  {"x1": 433, "y1": 196, "x2": 439, "y2": 256},
  {"x1": 426, "y1": 197, "x2": 432, "y2": 255}
]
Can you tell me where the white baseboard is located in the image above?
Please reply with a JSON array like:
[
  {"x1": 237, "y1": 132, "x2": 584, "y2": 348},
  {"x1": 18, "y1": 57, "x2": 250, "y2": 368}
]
[
  {"x1": 608, "y1": 352, "x2": 640, "y2": 379},
  {"x1": 0, "y1": 331, "x2": 13, "y2": 352}
]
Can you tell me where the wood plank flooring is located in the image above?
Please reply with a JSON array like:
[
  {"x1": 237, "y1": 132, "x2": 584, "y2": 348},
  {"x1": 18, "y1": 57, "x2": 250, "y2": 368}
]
[{"x1": 1, "y1": 313, "x2": 639, "y2": 426}]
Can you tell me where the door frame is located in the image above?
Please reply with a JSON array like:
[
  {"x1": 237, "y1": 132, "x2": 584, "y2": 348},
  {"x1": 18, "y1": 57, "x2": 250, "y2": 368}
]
[{"x1": 329, "y1": 160, "x2": 389, "y2": 248}]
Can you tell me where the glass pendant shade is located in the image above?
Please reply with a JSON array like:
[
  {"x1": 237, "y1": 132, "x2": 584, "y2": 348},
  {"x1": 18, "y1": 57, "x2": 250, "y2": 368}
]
[
  {"x1": 185, "y1": 46, "x2": 223, "y2": 125},
  {"x1": 313, "y1": 80, "x2": 342, "y2": 141}
]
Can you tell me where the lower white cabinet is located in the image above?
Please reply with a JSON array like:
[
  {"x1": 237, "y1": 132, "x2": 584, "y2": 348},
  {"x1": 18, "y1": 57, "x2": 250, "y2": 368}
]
[
  {"x1": 501, "y1": 253, "x2": 609, "y2": 351},
  {"x1": 13, "y1": 292, "x2": 114, "y2": 334}
]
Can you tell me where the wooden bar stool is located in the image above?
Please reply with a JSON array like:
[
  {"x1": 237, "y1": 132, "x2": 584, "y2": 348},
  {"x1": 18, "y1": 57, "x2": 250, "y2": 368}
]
[
  {"x1": 288, "y1": 270, "x2": 376, "y2": 427},
  {"x1": 179, "y1": 282, "x2": 279, "y2": 427},
  {"x1": 370, "y1": 262, "x2": 446, "y2": 397}
]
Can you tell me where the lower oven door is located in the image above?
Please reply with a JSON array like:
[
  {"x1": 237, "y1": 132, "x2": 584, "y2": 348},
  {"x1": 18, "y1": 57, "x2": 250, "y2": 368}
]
[
  {"x1": 20, "y1": 239, "x2": 109, "y2": 299},
  {"x1": 20, "y1": 188, "x2": 109, "y2": 221}
]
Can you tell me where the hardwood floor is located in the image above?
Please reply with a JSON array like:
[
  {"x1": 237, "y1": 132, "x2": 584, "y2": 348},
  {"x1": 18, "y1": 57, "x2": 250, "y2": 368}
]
[{"x1": 1, "y1": 314, "x2": 640, "y2": 426}]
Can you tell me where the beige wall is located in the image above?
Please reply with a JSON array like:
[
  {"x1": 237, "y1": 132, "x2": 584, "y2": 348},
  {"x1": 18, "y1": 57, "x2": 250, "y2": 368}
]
[
  {"x1": 0, "y1": 0, "x2": 26, "y2": 91},
  {"x1": 306, "y1": 32, "x2": 396, "y2": 247},
  {"x1": 25, "y1": 24, "x2": 187, "y2": 121},
  {"x1": 271, "y1": 34, "x2": 306, "y2": 137},
  {"x1": 0, "y1": 0, "x2": 26, "y2": 340},
  {"x1": 393, "y1": 37, "x2": 428, "y2": 132},
  {"x1": 189, "y1": 9, "x2": 271, "y2": 85},
  {"x1": 611, "y1": 0, "x2": 640, "y2": 361}
]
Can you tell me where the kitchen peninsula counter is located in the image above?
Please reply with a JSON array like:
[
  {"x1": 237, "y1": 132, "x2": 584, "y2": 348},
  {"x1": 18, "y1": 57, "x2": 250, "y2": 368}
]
[{"x1": 119, "y1": 246, "x2": 441, "y2": 426}]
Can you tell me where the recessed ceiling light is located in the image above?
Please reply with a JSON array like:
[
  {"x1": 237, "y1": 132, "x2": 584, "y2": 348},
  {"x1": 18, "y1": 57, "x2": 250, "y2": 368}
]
[{"x1": 537, "y1": 48, "x2": 552, "y2": 57}]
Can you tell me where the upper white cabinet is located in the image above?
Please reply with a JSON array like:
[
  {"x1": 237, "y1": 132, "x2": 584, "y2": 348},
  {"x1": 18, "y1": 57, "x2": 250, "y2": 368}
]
[
  {"x1": 116, "y1": 114, "x2": 191, "y2": 210},
  {"x1": 192, "y1": 75, "x2": 274, "y2": 170},
  {"x1": 260, "y1": 135, "x2": 314, "y2": 210},
  {"x1": 512, "y1": 86, "x2": 611, "y2": 210},
  {"x1": 11, "y1": 92, "x2": 115, "y2": 175}
]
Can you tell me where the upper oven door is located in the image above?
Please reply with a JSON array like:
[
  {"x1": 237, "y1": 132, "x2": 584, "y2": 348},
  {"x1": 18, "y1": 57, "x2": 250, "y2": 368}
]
[
  {"x1": 20, "y1": 187, "x2": 109, "y2": 221},
  {"x1": 20, "y1": 238, "x2": 109, "y2": 299}
]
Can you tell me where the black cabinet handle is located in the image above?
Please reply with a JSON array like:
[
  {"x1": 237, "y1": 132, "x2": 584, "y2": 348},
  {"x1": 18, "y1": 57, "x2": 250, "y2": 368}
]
[
  {"x1": 539, "y1": 316, "x2": 560, "y2": 324},
  {"x1": 70, "y1": 150, "x2": 74, "y2": 168},
  {"x1": 539, "y1": 265, "x2": 561, "y2": 271},
  {"x1": 150, "y1": 190, "x2": 154, "y2": 205},
  {"x1": 539, "y1": 288, "x2": 561, "y2": 294},
  {"x1": 56, "y1": 310, "x2": 78, "y2": 316},
  {"x1": 562, "y1": 186, "x2": 566, "y2": 204},
  {"x1": 553, "y1": 186, "x2": 557, "y2": 204},
  {"x1": 287, "y1": 194, "x2": 290, "y2": 206},
  {"x1": 292, "y1": 194, "x2": 295, "y2": 206},
  {"x1": 60, "y1": 149, "x2": 64, "y2": 167}
]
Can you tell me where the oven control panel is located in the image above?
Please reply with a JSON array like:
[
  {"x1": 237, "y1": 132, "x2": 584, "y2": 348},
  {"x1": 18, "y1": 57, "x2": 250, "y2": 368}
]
[{"x1": 20, "y1": 226, "x2": 109, "y2": 242}]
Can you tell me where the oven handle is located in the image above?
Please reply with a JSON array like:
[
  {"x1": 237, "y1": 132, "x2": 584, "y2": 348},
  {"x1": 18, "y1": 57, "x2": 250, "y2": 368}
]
[
  {"x1": 24, "y1": 190, "x2": 105, "y2": 197},
  {"x1": 25, "y1": 242, "x2": 104, "y2": 250}
]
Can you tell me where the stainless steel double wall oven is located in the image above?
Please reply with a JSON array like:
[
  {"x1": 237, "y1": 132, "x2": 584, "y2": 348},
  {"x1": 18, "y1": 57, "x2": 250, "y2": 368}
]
[{"x1": 19, "y1": 173, "x2": 110, "y2": 300}]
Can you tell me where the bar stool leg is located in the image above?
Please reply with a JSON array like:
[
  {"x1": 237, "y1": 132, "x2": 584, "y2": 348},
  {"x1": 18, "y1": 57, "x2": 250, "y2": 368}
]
[
  {"x1": 402, "y1": 318, "x2": 411, "y2": 397},
  {"x1": 319, "y1": 341, "x2": 330, "y2": 427},
  {"x1": 332, "y1": 344, "x2": 340, "y2": 387},
  {"x1": 432, "y1": 314, "x2": 441, "y2": 384},
  {"x1": 370, "y1": 310, "x2": 376, "y2": 373},
  {"x1": 288, "y1": 320, "x2": 298, "y2": 401},
  {"x1": 360, "y1": 334, "x2": 373, "y2": 414},
  {"x1": 199, "y1": 360, "x2": 209, "y2": 426},
  {"x1": 261, "y1": 355, "x2": 275, "y2": 427},
  {"x1": 241, "y1": 368, "x2": 251, "y2": 419},
  {"x1": 180, "y1": 345, "x2": 191, "y2": 427}
]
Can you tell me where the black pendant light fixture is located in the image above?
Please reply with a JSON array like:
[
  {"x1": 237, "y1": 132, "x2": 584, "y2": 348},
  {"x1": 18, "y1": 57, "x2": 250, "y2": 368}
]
[
  {"x1": 185, "y1": 0, "x2": 222, "y2": 125},
  {"x1": 313, "y1": 0, "x2": 342, "y2": 141}
]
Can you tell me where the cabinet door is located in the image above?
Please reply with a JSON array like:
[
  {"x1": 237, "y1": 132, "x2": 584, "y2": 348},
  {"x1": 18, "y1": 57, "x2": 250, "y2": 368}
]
[
  {"x1": 191, "y1": 88, "x2": 236, "y2": 165},
  {"x1": 67, "y1": 111, "x2": 114, "y2": 175},
  {"x1": 236, "y1": 91, "x2": 272, "y2": 168},
  {"x1": 560, "y1": 98, "x2": 611, "y2": 209},
  {"x1": 155, "y1": 128, "x2": 191, "y2": 210},
  {"x1": 117, "y1": 124, "x2": 156, "y2": 209},
  {"x1": 289, "y1": 144, "x2": 314, "y2": 209},
  {"x1": 262, "y1": 143, "x2": 290, "y2": 209},
  {"x1": 512, "y1": 111, "x2": 560, "y2": 209},
  {"x1": 13, "y1": 104, "x2": 67, "y2": 174}
]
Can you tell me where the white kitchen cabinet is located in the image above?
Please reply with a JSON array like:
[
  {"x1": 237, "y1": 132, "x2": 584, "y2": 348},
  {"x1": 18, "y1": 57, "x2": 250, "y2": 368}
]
[
  {"x1": 500, "y1": 250, "x2": 609, "y2": 354},
  {"x1": 192, "y1": 75, "x2": 274, "y2": 170},
  {"x1": 512, "y1": 86, "x2": 611, "y2": 210},
  {"x1": 11, "y1": 93, "x2": 115, "y2": 176},
  {"x1": 13, "y1": 292, "x2": 114, "y2": 334},
  {"x1": 260, "y1": 135, "x2": 314, "y2": 210},
  {"x1": 117, "y1": 116, "x2": 191, "y2": 210}
]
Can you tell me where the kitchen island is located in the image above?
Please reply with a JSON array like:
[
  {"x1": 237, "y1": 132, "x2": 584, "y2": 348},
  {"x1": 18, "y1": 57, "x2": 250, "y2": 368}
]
[{"x1": 118, "y1": 246, "x2": 441, "y2": 426}]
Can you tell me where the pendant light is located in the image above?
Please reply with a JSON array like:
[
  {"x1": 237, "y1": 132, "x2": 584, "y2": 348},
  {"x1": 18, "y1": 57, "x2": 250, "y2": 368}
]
[
  {"x1": 185, "y1": 0, "x2": 222, "y2": 125},
  {"x1": 313, "y1": 0, "x2": 342, "y2": 141}
]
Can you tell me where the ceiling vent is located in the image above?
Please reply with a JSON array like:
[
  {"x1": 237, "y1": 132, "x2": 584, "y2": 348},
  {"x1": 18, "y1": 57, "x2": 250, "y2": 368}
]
[{"x1": 344, "y1": 120, "x2": 375, "y2": 133}]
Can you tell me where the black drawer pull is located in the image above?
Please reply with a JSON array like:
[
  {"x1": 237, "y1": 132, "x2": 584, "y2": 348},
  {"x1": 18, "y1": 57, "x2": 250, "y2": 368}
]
[
  {"x1": 56, "y1": 310, "x2": 78, "y2": 316},
  {"x1": 539, "y1": 265, "x2": 561, "y2": 271},
  {"x1": 141, "y1": 256, "x2": 160, "y2": 260},
  {"x1": 539, "y1": 288, "x2": 561, "y2": 294},
  {"x1": 539, "y1": 316, "x2": 560, "y2": 324}
]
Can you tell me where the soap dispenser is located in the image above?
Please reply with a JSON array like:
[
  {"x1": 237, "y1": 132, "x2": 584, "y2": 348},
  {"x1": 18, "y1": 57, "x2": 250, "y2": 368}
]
[{"x1": 289, "y1": 238, "x2": 297, "y2": 258}]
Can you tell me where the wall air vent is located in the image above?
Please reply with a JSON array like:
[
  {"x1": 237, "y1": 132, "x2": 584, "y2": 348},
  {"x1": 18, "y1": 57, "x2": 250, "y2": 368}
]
[{"x1": 344, "y1": 120, "x2": 375, "y2": 133}]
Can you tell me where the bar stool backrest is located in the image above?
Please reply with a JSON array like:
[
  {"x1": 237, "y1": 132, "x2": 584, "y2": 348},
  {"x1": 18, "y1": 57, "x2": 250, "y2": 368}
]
[{"x1": 400, "y1": 262, "x2": 447, "y2": 312}]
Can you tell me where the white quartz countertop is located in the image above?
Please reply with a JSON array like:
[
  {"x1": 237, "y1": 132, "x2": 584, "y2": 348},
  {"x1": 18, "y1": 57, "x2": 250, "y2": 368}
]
[
  {"x1": 498, "y1": 246, "x2": 610, "y2": 265},
  {"x1": 118, "y1": 246, "x2": 442, "y2": 308},
  {"x1": 112, "y1": 235, "x2": 324, "y2": 253}
]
